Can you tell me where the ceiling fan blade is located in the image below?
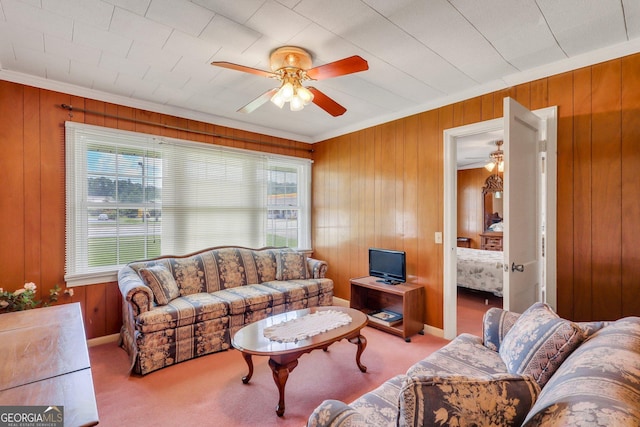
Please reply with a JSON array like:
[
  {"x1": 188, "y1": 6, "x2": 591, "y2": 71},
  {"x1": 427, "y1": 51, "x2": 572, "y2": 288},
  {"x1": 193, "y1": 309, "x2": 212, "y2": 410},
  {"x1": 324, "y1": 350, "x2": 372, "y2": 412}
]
[
  {"x1": 306, "y1": 56, "x2": 369, "y2": 80},
  {"x1": 308, "y1": 87, "x2": 346, "y2": 117},
  {"x1": 211, "y1": 61, "x2": 276, "y2": 78},
  {"x1": 237, "y1": 88, "x2": 279, "y2": 114}
]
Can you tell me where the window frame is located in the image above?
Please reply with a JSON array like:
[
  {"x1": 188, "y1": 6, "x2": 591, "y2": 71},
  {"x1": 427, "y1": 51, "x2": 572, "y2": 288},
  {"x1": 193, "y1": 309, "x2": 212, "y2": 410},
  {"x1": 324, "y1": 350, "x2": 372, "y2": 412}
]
[{"x1": 65, "y1": 122, "x2": 312, "y2": 287}]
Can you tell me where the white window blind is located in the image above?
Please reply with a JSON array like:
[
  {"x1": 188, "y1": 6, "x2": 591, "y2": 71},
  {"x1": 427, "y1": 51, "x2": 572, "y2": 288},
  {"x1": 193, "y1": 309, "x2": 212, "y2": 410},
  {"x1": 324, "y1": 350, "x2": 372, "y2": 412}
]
[
  {"x1": 65, "y1": 122, "x2": 311, "y2": 286},
  {"x1": 161, "y1": 140, "x2": 267, "y2": 255}
]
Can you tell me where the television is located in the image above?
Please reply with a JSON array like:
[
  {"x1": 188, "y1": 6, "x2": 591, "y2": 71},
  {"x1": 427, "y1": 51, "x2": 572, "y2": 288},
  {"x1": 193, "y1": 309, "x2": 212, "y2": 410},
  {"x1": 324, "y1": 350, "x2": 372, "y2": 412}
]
[{"x1": 369, "y1": 248, "x2": 406, "y2": 285}]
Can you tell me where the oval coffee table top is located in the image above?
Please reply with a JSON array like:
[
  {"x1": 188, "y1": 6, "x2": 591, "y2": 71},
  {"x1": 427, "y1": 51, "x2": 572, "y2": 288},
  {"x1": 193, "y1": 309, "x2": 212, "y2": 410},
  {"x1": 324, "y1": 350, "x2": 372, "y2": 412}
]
[{"x1": 231, "y1": 306, "x2": 367, "y2": 356}]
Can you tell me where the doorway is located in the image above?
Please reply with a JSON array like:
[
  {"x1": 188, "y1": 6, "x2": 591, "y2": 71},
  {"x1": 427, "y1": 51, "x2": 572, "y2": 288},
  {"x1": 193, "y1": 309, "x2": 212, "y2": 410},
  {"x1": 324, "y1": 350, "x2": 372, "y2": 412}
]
[{"x1": 442, "y1": 98, "x2": 558, "y2": 339}]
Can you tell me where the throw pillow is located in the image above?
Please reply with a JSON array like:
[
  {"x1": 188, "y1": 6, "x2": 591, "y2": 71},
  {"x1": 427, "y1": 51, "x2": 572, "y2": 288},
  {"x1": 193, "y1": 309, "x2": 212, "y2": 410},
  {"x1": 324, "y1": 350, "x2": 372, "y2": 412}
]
[
  {"x1": 139, "y1": 264, "x2": 180, "y2": 306},
  {"x1": 482, "y1": 307, "x2": 521, "y2": 352},
  {"x1": 499, "y1": 302, "x2": 585, "y2": 387},
  {"x1": 275, "y1": 250, "x2": 309, "y2": 280}
]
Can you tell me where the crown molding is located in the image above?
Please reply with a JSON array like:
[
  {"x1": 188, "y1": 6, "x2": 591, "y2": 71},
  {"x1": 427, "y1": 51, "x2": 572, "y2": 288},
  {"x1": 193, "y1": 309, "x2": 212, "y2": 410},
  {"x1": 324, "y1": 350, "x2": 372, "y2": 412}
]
[
  {"x1": 2, "y1": 38, "x2": 640, "y2": 144},
  {"x1": 0, "y1": 69, "x2": 315, "y2": 143}
]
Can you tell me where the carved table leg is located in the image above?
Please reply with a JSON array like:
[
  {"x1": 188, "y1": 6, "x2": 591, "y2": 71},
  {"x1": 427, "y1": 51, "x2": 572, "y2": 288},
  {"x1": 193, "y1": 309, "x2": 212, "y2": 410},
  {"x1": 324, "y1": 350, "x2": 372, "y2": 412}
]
[
  {"x1": 268, "y1": 357, "x2": 299, "y2": 417},
  {"x1": 348, "y1": 334, "x2": 367, "y2": 372},
  {"x1": 241, "y1": 352, "x2": 254, "y2": 384}
]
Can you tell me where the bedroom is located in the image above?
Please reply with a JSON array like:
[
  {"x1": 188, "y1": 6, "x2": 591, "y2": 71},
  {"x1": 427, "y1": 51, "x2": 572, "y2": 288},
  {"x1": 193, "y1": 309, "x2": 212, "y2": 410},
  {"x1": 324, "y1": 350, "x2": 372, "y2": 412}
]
[{"x1": 456, "y1": 133, "x2": 506, "y2": 331}]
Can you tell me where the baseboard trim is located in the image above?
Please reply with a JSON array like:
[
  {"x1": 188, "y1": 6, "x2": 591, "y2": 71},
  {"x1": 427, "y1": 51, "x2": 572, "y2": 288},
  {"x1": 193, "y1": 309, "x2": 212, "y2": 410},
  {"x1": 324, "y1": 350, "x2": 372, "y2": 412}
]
[
  {"x1": 87, "y1": 333, "x2": 119, "y2": 347},
  {"x1": 423, "y1": 324, "x2": 444, "y2": 338}
]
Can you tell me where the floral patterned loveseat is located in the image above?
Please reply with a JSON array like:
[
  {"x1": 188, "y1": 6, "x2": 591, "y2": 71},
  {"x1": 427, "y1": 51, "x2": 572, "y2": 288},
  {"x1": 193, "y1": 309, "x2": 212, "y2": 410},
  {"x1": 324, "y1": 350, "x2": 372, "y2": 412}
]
[
  {"x1": 118, "y1": 246, "x2": 333, "y2": 375},
  {"x1": 308, "y1": 303, "x2": 640, "y2": 426}
]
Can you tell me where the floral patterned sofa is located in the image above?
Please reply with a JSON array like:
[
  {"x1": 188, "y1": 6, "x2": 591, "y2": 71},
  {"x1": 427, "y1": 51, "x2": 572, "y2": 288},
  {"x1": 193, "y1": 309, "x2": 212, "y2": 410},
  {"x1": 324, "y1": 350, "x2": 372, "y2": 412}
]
[
  {"x1": 308, "y1": 303, "x2": 640, "y2": 426},
  {"x1": 118, "y1": 246, "x2": 333, "y2": 375}
]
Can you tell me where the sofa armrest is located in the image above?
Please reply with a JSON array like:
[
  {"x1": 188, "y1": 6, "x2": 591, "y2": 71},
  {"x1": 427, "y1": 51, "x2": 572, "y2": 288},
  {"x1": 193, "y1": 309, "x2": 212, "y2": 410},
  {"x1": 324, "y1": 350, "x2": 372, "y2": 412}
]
[
  {"x1": 118, "y1": 265, "x2": 154, "y2": 316},
  {"x1": 307, "y1": 257, "x2": 328, "y2": 279},
  {"x1": 307, "y1": 400, "x2": 366, "y2": 427},
  {"x1": 398, "y1": 374, "x2": 540, "y2": 427},
  {"x1": 482, "y1": 307, "x2": 521, "y2": 351}
]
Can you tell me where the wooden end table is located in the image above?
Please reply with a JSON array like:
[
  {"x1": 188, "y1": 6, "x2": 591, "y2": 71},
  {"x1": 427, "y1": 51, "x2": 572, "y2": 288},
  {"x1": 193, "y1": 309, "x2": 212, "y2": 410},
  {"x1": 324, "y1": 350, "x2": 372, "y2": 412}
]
[
  {"x1": 0, "y1": 303, "x2": 99, "y2": 427},
  {"x1": 231, "y1": 306, "x2": 367, "y2": 417}
]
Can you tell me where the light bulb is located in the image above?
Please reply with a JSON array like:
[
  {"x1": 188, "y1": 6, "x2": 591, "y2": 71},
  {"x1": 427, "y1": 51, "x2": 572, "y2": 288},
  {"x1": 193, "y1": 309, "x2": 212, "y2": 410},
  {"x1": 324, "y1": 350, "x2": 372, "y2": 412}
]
[
  {"x1": 290, "y1": 95, "x2": 304, "y2": 111},
  {"x1": 270, "y1": 91, "x2": 285, "y2": 108},
  {"x1": 485, "y1": 162, "x2": 495, "y2": 172},
  {"x1": 297, "y1": 86, "x2": 314, "y2": 105},
  {"x1": 280, "y1": 82, "x2": 294, "y2": 102},
  {"x1": 498, "y1": 161, "x2": 504, "y2": 173}
]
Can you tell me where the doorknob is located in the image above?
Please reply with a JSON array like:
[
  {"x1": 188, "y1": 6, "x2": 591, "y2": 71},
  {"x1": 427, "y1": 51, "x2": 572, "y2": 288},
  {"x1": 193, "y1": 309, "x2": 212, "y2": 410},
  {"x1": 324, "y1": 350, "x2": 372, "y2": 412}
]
[{"x1": 511, "y1": 262, "x2": 524, "y2": 273}]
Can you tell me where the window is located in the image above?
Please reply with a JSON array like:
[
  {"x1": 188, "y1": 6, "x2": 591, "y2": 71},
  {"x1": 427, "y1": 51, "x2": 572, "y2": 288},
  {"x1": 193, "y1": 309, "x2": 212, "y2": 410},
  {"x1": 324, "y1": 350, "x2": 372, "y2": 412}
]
[{"x1": 65, "y1": 122, "x2": 311, "y2": 286}]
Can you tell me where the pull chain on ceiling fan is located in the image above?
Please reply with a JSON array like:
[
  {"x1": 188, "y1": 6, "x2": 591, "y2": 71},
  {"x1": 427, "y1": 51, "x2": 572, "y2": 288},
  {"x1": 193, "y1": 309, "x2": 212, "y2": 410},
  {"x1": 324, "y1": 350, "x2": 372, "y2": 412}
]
[{"x1": 211, "y1": 46, "x2": 368, "y2": 116}]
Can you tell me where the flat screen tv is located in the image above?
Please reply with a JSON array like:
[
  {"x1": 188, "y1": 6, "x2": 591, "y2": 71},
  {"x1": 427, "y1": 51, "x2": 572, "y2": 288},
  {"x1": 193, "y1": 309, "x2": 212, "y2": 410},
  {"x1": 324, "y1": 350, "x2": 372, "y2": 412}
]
[{"x1": 369, "y1": 248, "x2": 406, "y2": 285}]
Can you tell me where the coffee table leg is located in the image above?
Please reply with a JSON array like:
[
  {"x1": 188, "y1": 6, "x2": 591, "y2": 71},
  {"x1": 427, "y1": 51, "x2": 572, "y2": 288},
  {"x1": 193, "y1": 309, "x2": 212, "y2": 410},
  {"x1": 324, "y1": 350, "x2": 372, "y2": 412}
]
[
  {"x1": 268, "y1": 357, "x2": 299, "y2": 417},
  {"x1": 241, "y1": 352, "x2": 254, "y2": 384},
  {"x1": 348, "y1": 334, "x2": 367, "y2": 372}
]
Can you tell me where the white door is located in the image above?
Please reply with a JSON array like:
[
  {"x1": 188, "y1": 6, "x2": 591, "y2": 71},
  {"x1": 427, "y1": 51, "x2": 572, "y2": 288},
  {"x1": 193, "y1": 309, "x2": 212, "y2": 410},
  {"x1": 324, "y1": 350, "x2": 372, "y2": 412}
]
[
  {"x1": 442, "y1": 102, "x2": 556, "y2": 339},
  {"x1": 502, "y1": 97, "x2": 544, "y2": 313}
]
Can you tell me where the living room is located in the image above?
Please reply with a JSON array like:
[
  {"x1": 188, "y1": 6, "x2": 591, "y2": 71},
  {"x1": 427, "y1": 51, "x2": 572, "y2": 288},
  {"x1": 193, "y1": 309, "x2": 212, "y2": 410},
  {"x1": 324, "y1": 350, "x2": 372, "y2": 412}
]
[{"x1": 1, "y1": 1, "x2": 639, "y2": 426}]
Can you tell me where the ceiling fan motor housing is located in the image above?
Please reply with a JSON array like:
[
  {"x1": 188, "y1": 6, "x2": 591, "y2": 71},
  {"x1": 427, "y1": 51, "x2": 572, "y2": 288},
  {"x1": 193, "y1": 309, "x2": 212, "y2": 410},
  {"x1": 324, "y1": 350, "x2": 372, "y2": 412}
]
[{"x1": 270, "y1": 46, "x2": 313, "y2": 72}]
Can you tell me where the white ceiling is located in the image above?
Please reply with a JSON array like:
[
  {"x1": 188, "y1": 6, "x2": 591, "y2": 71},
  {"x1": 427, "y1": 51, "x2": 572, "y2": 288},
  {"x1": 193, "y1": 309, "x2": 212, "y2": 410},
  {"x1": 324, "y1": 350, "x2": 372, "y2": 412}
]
[{"x1": 1, "y1": 0, "x2": 639, "y2": 152}]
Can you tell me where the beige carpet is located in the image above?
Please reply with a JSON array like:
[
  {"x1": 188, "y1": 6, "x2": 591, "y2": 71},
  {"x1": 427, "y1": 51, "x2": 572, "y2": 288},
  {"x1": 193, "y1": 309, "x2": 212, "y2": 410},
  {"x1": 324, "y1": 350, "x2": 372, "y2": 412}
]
[{"x1": 89, "y1": 294, "x2": 491, "y2": 426}]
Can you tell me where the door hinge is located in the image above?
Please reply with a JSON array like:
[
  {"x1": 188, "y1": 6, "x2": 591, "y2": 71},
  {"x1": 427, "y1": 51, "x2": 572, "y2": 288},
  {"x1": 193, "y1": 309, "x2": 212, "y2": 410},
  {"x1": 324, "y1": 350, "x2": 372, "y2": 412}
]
[{"x1": 538, "y1": 140, "x2": 547, "y2": 153}]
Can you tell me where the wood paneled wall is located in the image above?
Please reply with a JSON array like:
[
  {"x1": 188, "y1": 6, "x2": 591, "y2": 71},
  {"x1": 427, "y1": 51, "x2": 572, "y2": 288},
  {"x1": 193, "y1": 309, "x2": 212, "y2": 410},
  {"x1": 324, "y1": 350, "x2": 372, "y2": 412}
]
[
  {"x1": 312, "y1": 52, "x2": 640, "y2": 328},
  {"x1": 457, "y1": 168, "x2": 494, "y2": 248},
  {"x1": 2, "y1": 52, "x2": 640, "y2": 338},
  {"x1": 0, "y1": 81, "x2": 312, "y2": 339}
]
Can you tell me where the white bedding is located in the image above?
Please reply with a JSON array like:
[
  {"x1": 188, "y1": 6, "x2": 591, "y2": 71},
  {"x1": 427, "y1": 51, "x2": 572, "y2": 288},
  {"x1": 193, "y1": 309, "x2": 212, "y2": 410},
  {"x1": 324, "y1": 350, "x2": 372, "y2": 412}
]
[{"x1": 456, "y1": 247, "x2": 504, "y2": 297}]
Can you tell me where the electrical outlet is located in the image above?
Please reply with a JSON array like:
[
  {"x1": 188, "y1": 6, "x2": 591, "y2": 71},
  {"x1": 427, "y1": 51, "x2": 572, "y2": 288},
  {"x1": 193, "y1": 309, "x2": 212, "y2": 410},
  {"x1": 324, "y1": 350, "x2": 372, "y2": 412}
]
[{"x1": 435, "y1": 232, "x2": 443, "y2": 244}]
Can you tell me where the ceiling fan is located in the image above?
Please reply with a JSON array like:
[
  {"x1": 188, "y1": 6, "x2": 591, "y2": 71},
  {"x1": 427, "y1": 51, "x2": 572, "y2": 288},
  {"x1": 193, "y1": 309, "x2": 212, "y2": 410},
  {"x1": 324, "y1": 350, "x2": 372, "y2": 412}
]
[{"x1": 211, "y1": 46, "x2": 368, "y2": 117}]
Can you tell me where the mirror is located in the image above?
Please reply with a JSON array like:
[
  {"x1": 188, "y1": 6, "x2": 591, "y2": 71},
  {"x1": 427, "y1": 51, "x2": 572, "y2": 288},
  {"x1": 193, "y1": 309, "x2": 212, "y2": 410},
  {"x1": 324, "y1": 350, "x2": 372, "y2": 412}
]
[{"x1": 482, "y1": 174, "x2": 503, "y2": 231}]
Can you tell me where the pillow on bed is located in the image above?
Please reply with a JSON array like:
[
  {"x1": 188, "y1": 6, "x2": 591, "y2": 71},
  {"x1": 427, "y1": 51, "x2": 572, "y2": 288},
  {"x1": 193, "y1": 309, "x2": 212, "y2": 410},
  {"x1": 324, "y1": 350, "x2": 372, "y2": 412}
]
[
  {"x1": 499, "y1": 302, "x2": 585, "y2": 387},
  {"x1": 488, "y1": 221, "x2": 503, "y2": 232}
]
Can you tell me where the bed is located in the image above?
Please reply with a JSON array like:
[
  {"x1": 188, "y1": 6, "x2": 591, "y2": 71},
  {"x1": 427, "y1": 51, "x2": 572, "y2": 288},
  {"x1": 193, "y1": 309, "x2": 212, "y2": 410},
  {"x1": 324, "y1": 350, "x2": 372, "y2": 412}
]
[{"x1": 456, "y1": 247, "x2": 504, "y2": 297}]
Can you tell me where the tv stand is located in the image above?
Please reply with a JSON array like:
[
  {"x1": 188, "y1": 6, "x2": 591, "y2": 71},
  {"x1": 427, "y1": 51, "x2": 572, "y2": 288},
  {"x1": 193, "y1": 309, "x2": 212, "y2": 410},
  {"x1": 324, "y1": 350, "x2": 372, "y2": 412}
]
[
  {"x1": 375, "y1": 279, "x2": 400, "y2": 285},
  {"x1": 350, "y1": 276, "x2": 425, "y2": 342}
]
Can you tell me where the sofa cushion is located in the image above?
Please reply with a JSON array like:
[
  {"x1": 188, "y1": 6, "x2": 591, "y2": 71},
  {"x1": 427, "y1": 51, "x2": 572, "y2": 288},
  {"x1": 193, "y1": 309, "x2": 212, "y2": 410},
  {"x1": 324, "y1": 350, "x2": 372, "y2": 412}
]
[
  {"x1": 168, "y1": 255, "x2": 207, "y2": 295},
  {"x1": 275, "y1": 250, "x2": 309, "y2": 280},
  {"x1": 213, "y1": 284, "x2": 285, "y2": 315},
  {"x1": 139, "y1": 265, "x2": 180, "y2": 305},
  {"x1": 136, "y1": 293, "x2": 229, "y2": 333},
  {"x1": 251, "y1": 248, "x2": 278, "y2": 282},
  {"x1": 307, "y1": 400, "x2": 366, "y2": 427},
  {"x1": 261, "y1": 278, "x2": 328, "y2": 302},
  {"x1": 348, "y1": 374, "x2": 407, "y2": 427},
  {"x1": 522, "y1": 316, "x2": 640, "y2": 426},
  {"x1": 499, "y1": 302, "x2": 585, "y2": 387},
  {"x1": 398, "y1": 374, "x2": 540, "y2": 427},
  {"x1": 407, "y1": 333, "x2": 508, "y2": 378}
]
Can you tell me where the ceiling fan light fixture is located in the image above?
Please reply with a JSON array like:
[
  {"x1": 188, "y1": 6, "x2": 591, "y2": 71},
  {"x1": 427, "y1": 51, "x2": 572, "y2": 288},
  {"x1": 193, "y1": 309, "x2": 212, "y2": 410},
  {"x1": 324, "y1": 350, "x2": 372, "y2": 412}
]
[
  {"x1": 270, "y1": 92, "x2": 286, "y2": 108},
  {"x1": 280, "y1": 81, "x2": 294, "y2": 102},
  {"x1": 290, "y1": 95, "x2": 304, "y2": 111},
  {"x1": 484, "y1": 140, "x2": 504, "y2": 173},
  {"x1": 297, "y1": 86, "x2": 314, "y2": 104}
]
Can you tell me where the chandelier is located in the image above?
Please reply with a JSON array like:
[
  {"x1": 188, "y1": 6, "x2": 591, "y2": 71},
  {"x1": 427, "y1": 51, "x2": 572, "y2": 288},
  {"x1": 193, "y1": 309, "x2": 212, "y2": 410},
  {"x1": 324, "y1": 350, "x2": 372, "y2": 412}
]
[{"x1": 484, "y1": 140, "x2": 504, "y2": 173}]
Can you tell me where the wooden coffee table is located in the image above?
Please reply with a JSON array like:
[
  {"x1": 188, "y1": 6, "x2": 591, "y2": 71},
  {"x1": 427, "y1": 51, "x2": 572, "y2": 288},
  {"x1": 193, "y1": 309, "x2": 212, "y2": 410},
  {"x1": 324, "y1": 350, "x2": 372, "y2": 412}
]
[{"x1": 231, "y1": 306, "x2": 368, "y2": 416}]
